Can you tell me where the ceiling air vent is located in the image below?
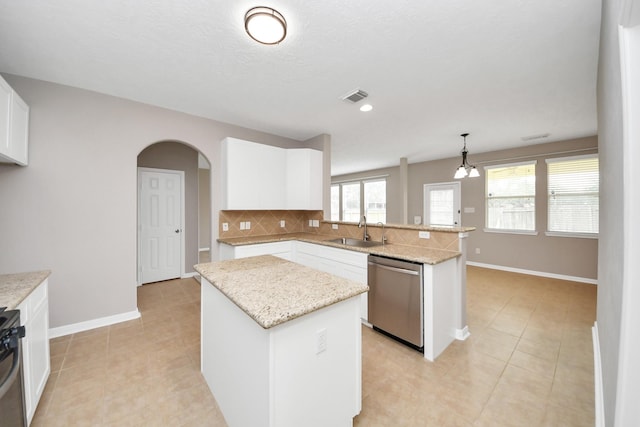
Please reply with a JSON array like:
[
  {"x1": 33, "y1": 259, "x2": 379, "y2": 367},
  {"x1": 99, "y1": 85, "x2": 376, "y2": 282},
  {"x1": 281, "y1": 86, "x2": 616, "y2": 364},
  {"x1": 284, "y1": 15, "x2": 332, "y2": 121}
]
[
  {"x1": 521, "y1": 133, "x2": 550, "y2": 142},
  {"x1": 341, "y1": 89, "x2": 368, "y2": 103}
]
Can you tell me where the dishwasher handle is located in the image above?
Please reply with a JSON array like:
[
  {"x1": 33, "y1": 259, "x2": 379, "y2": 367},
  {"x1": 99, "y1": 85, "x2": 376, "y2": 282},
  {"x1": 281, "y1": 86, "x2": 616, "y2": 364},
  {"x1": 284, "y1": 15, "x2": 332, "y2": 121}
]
[{"x1": 368, "y1": 262, "x2": 420, "y2": 276}]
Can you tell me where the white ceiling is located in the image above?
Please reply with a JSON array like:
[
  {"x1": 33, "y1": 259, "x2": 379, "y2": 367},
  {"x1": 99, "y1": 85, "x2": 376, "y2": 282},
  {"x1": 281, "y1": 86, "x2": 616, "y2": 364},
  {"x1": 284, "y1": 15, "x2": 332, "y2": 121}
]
[{"x1": 0, "y1": 0, "x2": 601, "y2": 175}]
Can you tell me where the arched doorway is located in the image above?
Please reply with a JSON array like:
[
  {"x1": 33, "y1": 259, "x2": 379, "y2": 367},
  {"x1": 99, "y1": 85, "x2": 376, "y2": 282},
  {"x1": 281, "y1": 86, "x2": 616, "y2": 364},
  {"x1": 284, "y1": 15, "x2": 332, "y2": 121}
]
[{"x1": 136, "y1": 140, "x2": 211, "y2": 284}]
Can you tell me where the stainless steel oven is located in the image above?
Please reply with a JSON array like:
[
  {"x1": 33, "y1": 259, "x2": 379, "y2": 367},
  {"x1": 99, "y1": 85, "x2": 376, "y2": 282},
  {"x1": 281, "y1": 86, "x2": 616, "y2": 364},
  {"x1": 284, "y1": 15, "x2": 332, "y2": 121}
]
[
  {"x1": 368, "y1": 255, "x2": 423, "y2": 350},
  {"x1": 0, "y1": 308, "x2": 26, "y2": 427}
]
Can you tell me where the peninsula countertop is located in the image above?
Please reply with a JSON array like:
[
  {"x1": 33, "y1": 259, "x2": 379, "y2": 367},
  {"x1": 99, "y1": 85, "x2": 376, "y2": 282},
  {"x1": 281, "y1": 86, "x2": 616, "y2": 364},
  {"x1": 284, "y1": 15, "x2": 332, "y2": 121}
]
[
  {"x1": 218, "y1": 232, "x2": 461, "y2": 265},
  {"x1": 0, "y1": 270, "x2": 51, "y2": 310},
  {"x1": 194, "y1": 255, "x2": 369, "y2": 329}
]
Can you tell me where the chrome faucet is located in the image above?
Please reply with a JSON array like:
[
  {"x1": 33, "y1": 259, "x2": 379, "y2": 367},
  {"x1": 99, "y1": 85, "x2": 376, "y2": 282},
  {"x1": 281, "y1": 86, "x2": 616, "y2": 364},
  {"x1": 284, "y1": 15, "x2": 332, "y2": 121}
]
[
  {"x1": 358, "y1": 215, "x2": 369, "y2": 241},
  {"x1": 377, "y1": 222, "x2": 387, "y2": 246}
]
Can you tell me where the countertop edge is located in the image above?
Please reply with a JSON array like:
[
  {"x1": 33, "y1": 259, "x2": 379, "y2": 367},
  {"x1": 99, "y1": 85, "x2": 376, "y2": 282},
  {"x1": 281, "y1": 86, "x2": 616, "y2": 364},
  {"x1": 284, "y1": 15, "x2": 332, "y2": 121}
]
[
  {"x1": 195, "y1": 257, "x2": 368, "y2": 329},
  {"x1": 0, "y1": 270, "x2": 51, "y2": 310},
  {"x1": 217, "y1": 233, "x2": 461, "y2": 265}
]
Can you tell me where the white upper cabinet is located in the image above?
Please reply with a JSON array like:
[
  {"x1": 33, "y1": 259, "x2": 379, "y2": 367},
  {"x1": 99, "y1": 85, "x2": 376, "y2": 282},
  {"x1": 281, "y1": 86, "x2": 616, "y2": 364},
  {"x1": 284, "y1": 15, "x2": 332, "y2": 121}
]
[
  {"x1": 0, "y1": 75, "x2": 29, "y2": 166},
  {"x1": 286, "y1": 148, "x2": 323, "y2": 210},
  {"x1": 222, "y1": 138, "x2": 323, "y2": 210}
]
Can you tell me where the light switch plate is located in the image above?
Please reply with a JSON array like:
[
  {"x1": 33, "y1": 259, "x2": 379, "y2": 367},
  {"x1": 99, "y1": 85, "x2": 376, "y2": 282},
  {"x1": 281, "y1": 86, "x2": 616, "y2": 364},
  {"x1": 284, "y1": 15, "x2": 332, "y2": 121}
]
[
  {"x1": 332, "y1": 224, "x2": 339, "y2": 230},
  {"x1": 280, "y1": 220, "x2": 285, "y2": 228},
  {"x1": 222, "y1": 222, "x2": 229, "y2": 231},
  {"x1": 312, "y1": 220, "x2": 319, "y2": 227},
  {"x1": 414, "y1": 216, "x2": 421, "y2": 225},
  {"x1": 245, "y1": 221, "x2": 251, "y2": 229},
  {"x1": 239, "y1": 222, "x2": 246, "y2": 230}
]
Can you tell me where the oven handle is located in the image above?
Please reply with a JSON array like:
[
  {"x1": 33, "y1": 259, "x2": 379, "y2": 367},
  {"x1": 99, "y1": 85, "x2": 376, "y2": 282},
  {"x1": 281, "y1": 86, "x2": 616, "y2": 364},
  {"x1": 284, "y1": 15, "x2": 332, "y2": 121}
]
[
  {"x1": 368, "y1": 262, "x2": 420, "y2": 276},
  {"x1": 0, "y1": 344, "x2": 21, "y2": 401}
]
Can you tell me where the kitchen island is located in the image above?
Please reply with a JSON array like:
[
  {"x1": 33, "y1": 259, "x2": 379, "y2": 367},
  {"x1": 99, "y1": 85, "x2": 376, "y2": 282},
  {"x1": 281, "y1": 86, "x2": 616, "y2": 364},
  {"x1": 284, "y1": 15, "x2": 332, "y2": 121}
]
[{"x1": 194, "y1": 255, "x2": 369, "y2": 427}]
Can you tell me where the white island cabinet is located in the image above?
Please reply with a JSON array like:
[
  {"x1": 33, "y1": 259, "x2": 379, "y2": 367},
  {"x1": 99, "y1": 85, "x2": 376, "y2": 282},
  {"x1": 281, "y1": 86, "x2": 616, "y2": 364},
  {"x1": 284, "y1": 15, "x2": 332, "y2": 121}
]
[{"x1": 196, "y1": 256, "x2": 368, "y2": 427}]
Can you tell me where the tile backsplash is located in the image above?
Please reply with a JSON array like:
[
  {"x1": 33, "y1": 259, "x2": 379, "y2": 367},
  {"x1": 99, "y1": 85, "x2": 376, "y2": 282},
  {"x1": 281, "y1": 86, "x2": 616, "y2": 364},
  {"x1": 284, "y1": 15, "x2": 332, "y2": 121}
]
[
  {"x1": 219, "y1": 210, "x2": 460, "y2": 251},
  {"x1": 219, "y1": 210, "x2": 324, "y2": 238}
]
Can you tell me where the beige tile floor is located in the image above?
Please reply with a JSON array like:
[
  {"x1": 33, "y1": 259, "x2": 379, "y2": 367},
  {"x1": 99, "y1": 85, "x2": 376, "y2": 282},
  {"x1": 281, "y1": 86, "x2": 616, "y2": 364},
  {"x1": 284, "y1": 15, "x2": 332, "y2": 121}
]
[{"x1": 31, "y1": 266, "x2": 596, "y2": 426}]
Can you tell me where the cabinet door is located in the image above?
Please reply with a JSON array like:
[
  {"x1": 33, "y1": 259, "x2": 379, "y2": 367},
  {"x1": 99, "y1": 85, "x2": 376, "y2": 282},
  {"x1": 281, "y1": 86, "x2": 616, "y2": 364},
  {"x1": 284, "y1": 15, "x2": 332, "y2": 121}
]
[
  {"x1": 9, "y1": 91, "x2": 29, "y2": 165},
  {"x1": 286, "y1": 149, "x2": 323, "y2": 210},
  {"x1": 222, "y1": 138, "x2": 286, "y2": 209},
  {"x1": 0, "y1": 76, "x2": 12, "y2": 159},
  {"x1": 27, "y1": 281, "x2": 49, "y2": 422}
]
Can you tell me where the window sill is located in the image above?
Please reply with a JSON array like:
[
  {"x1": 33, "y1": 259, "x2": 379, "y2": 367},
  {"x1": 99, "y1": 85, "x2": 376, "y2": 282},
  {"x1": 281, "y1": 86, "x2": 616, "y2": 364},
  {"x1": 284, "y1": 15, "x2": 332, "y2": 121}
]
[
  {"x1": 545, "y1": 231, "x2": 599, "y2": 239},
  {"x1": 483, "y1": 228, "x2": 539, "y2": 236}
]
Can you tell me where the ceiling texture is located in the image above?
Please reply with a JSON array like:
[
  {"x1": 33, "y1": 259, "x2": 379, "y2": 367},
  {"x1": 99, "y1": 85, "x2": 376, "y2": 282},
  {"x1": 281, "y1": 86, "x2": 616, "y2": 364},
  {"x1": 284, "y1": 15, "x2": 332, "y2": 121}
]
[{"x1": 0, "y1": 0, "x2": 602, "y2": 175}]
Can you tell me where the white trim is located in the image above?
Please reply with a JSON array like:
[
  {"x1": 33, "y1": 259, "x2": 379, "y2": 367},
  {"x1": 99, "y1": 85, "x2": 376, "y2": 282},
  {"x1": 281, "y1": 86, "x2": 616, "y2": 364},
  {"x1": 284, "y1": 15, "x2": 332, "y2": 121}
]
[
  {"x1": 483, "y1": 159, "x2": 537, "y2": 170},
  {"x1": 182, "y1": 272, "x2": 199, "y2": 279},
  {"x1": 545, "y1": 153, "x2": 599, "y2": 164},
  {"x1": 455, "y1": 326, "x2": 470, "y2": 341},
  {"x1": 483, "y1": 228, "x2": 538, "y2": 236},
  {"x1": 544, "y1": 231, "x2": 599, "y2": 239},
  {"x1": 199, "y1": 247, "x2": 210, "y2": 252},
  {"x1": 49, "y1": 309, "x2": 141, "y2": 338},
  {"x1": 592, "y1": 322, "x2": 605, "y2": 427},
  {"x1": 466, "y1": 261, "x2": 597, "y2": 285}
]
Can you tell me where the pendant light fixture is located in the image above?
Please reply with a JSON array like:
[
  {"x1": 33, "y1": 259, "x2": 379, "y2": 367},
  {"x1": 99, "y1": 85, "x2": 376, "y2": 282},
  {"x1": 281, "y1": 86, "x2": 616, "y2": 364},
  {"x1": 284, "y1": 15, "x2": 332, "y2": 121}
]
[
  {"x1": 244, "y1": 7, "x2": 287, "y2": 45},
  {"x1": 454, "y1": 133, "x2": 480, "y2": 179}
]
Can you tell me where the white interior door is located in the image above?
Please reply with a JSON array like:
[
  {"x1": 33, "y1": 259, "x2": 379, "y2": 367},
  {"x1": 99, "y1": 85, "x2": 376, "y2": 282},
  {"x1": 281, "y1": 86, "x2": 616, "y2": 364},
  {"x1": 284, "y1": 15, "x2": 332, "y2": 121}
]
[
  {"x1": 138, "y1": 168, "x2": 183, "y2": 284},
  {"x1": 423, "y1": 182, "x2": 461, "y2": 226}
]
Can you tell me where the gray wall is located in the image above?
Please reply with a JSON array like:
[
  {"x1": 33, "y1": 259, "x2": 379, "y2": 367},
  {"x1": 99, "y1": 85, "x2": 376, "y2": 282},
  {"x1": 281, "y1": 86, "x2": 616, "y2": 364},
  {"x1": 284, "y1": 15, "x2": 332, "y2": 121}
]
[
  {"x1": 0, "y1": 74, "x2": 308, "y2": 329},
  {"x1": 409, "y1": 137, "x2": 598, "y2": 280},
  {"x1": 334, "y1": 137, "x2": 598, "y2": 280},
  {"x1": 597, "y1": 0, "x2": 625, "y2": 424},
  {"x1": 137, "y1": 141, "x2": 199, "y2": 274}
]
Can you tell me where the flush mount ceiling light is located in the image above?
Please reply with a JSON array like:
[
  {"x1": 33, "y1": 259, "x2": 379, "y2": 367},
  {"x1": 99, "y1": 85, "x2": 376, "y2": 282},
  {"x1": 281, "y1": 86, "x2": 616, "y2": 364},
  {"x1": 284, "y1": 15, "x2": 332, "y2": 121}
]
[
  {"x1": 454, "y1": 133, "x2": 480, "y2": 179},
  {"x1": 359, "y1": 104, "x2": 373, "y2": 112},
  {"x1": 245, "y1": 6, "x2": 287, "y2": 45}
]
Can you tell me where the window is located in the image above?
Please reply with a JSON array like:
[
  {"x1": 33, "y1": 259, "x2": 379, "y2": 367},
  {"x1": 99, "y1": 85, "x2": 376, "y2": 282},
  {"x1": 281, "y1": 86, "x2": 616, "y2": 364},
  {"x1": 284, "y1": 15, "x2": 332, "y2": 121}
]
[
  {"x1": 546, "y1": 155, "x2": 599, "y2": 235},
  {"x1": 485, "y1": 161, "x2": 536, "y2": 232},
  {"x1": 331, "y1": 178, "x2": 387, "y2": 222}
]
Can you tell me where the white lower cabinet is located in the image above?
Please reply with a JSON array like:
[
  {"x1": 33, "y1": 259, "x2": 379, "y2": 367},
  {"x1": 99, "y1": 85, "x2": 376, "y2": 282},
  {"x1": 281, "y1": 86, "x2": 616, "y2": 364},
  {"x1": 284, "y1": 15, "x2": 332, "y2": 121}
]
[
  {"x1": 17, "y1": 279, "x2": 50, "y2": 425},
  {"x1": 219, "y1": 241, "x2": 293, "y2": 261},
  {"x1": 293, "y1": 242, "x2": 369, "y2": 321}
]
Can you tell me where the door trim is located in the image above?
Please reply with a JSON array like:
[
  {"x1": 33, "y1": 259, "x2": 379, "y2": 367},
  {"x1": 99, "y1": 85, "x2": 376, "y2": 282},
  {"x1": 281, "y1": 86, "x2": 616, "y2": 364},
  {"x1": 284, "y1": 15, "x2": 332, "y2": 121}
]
[{"x1": 137, "y1": 167, "x2": 185, "y2": 285}]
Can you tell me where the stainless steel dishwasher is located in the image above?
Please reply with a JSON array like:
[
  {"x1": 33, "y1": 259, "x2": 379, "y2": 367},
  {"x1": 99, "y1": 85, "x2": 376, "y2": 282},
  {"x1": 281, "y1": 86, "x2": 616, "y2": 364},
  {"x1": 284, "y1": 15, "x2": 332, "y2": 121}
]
[{"x1": 367, "y1": 255, "x2": 423, "y2": 350}]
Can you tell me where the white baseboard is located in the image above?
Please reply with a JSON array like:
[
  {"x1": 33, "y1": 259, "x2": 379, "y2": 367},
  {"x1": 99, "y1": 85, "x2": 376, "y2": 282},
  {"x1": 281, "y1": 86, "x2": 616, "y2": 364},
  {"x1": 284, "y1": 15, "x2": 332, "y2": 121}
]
[
  {"x1": 592, "y1": 322, "x2": 605, "y2": 427},
  {"x1": 182, "y1": 272, "x2": 198, "y2": 279},
  {"x1": 455, "y1": 326, "x2": 470, "y2": 340},
  {"x1": 466, "y1": 261, "x2": 597, "y2": 285},
  {"x1": 49, "y1": 309, "x2": 141, "y2": 339}
]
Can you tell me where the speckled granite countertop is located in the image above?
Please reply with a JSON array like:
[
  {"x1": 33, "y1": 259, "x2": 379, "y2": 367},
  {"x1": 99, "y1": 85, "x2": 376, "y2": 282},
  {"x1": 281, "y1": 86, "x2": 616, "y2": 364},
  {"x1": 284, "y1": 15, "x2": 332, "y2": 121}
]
[
  {"x1": 0, "y1": 270, "x2": 51, "y2": 310},
  {"x1": 195, "y1": 255, "x2": 369, "y2": 329},
  {"x1": 218, "y1": 233, "x2": 461, "y2": 265}
]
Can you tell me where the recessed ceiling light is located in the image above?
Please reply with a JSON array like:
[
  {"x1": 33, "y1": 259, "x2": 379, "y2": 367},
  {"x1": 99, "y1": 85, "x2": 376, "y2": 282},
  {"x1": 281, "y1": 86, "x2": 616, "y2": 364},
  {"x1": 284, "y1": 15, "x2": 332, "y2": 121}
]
[
  {"x1": 244, "y1": 7, "x2": 287, "y2": 45},
  {"x1": 360, "y1": 104, "x2": 373, "y2": 112}
]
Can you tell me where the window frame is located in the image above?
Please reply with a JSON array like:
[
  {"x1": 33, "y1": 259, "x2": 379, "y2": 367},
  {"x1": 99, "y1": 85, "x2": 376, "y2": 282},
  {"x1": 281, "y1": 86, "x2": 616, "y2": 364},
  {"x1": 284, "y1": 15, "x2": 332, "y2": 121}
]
[
  {"x1": 331, "y1": 177, "x2": 387, "y2": 223},
  {"x1": 484, "y1": 160, "x2": 538, "y2": 235},
  {"x1": 545, "y1": 154, "x2": 599, "y2": 239}
]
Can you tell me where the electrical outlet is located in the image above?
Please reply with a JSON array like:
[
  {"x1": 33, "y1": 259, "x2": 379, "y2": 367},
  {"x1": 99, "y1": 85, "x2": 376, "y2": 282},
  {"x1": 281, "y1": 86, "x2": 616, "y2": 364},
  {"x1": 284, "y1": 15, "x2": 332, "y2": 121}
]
[
  {"x1": 418, "y1": 231, "x2": 430, "y2": 239},
  {"x1": 222, "y1": 222, "x2": 229, "y2": 232},
  {"x1": 414, "y1": 216, "x2": 421, "y2": 225},
  {"x1": 312, "y1": 220, "x2": 319, "y2": 227},
  {"x1": 316, "y1": 328, "x2": 327, "y2": 354},
  {"x1": 475, "y1": 248, "x2": 481, "y2": 254},
  {"x1": 239, "y1": 222, "x2": 246, "y2": 230},
  {"x1": 280, "y1": 220, "x2": 285, "y2": 228},
  {"x1": 309, "y1": 220, "x2": 313, "y2": 227},
  {"x1": 245, "y1": 221, "x2": 251, "y2": 230},
  {"x1": 332, "y1": 224, "x2": 339, "y2": 230}
]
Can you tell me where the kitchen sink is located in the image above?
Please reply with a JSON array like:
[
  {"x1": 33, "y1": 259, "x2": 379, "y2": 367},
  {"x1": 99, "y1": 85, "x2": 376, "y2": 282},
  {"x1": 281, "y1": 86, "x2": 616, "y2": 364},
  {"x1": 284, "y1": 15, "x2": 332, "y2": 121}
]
[{"x1": 327, "y1": 237, "x2": 384, "y2": 248}]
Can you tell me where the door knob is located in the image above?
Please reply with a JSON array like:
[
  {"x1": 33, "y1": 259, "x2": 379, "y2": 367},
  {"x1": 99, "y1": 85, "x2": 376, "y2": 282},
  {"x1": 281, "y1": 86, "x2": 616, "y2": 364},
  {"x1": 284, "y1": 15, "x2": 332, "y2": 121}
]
[{"x1": 175, "y1": 229, "x2": 180, "y2": 233}]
